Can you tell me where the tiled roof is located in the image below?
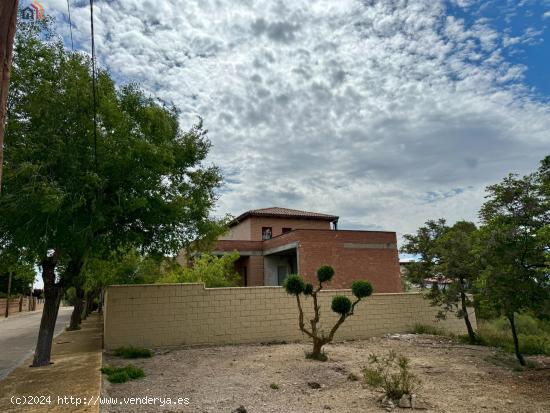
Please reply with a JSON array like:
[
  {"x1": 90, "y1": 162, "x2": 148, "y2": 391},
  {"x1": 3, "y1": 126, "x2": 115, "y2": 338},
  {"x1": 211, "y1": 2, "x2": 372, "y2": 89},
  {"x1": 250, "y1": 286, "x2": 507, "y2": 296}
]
[{"x1": 231, "y1": 207, "x2": 339, "y2": 226}]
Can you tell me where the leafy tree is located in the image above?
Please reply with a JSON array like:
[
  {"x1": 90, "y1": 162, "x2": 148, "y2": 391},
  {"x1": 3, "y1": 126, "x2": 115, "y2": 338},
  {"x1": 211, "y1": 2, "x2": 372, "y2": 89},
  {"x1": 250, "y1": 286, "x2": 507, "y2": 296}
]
[
  {"x1": 157, "y1": 251, "x2": 241, "y2": 287},
  {"x1": 476, "y1": 157, "x2": 549, "y2": 365},
  {"x1": 400, "y1": 219, "x2": 447, "y2": 287},
  {"x1": 0, "y1": 247, "x2": 36, "y2": 296},
  {"x1": 0, "y1": 21, "x2": 222, "y2": 366},
  {"x1": 401, "y1": 219, "x2": 479, "y2": 343},
  {"x1": 284, "y1": 265, "x2": 373, "y2": 361},
  {"x1": 429, "y1": 221, "x2": 479, "y2": 343}
]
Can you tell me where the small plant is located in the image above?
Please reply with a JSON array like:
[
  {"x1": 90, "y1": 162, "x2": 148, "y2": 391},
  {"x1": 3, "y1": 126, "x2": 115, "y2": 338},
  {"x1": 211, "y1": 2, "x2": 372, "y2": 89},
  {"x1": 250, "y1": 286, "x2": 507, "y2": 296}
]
[
  {"x1": 284, "y1": 265, "x2": 373, "y2": 361},
  {"x1": 101, "y1": 364, "x2": 145, "y2": 383},
  {"x1": 113, "y1": 346, "x2": 154, "y2": 359},
  {"x1": 270, "y1": 383, "x2": 279, "y2": 390},
  {"x1": 363, "y1": 350, "x2": 420, "y2": 401}
]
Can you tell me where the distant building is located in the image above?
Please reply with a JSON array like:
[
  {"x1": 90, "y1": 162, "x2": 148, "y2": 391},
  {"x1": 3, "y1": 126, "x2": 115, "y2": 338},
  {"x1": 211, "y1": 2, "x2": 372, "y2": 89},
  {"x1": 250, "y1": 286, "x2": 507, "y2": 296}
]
[
  {"x1": 189, "y1": 207, "x2": 403, "y2": 292},
  {"x1": 399, "y1": 260, "x2": 451, "y2": 290}
]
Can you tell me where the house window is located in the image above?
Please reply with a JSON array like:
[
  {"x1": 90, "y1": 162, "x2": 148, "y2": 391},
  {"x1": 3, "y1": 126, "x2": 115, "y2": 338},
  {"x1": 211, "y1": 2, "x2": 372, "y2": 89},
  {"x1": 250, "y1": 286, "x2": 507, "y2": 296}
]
[
  {"x1": 262, "y1": 227, "x2": 272, "y2": 240},
  {"x1": 277, "y1": 265, "x2": 288, "y2": 286},
  {"x1": 282, "y1": 227, "x2": 292, "y2": 234}
]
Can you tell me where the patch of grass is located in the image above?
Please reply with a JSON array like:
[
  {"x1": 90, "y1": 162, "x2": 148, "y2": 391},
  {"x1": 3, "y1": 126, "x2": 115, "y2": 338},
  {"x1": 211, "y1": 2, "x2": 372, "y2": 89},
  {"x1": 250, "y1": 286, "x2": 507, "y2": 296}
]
[
  {"x1": 113, "y1": 346, "x2": 153, "y2": 359},
  {"x1": 477, "y1": 316, "x2": 550, "y2": 356},
  {"x1": 411, "y1": 323, "x2": 447, "y2": 336},
  {"x1": 101, "y1": 364, "x2": 145, "y2": 383},
  {"x1": 269, "y1": 383, "x2": 279, "y2": 390}
]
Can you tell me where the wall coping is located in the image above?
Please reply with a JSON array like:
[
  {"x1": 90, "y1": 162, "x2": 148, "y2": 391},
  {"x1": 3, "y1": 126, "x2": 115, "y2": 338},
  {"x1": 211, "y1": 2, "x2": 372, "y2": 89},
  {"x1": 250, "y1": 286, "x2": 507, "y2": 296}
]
[{"x1": 105, "y1": 283, "x2": 422, "y2": 297}]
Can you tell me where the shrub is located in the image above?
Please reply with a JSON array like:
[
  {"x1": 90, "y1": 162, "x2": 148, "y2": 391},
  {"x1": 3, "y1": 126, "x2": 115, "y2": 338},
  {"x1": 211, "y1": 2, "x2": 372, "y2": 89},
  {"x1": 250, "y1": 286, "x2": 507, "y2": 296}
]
[
  {"x1": 284, "y1": 265, "x2": 373, "y2": 360},
  {"x1": 113, "y1": 346, "x2": 154, "y2": 359},
  {"x1": 331, "y1": 296, "x2": 352, "y2": 315},
  {"x1": 363, "y1": 351, "x2": 420, "y2": 401},
  {"x1": 269, "y1": 383, "x2": 279, "y2": 390},
  {"x1": 477, "y1": 315, "x2": 550, "y2": 356},
  {"x1": 101, "y1": 364, "x2": 145, "y2": 383}
]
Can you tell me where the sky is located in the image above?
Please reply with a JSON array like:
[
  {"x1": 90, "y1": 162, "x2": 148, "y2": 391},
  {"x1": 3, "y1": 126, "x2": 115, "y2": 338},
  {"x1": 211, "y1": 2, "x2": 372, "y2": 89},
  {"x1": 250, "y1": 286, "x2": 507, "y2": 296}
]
[{"x1": 24, "y1": 0, "x2": 550, "y2": 249}]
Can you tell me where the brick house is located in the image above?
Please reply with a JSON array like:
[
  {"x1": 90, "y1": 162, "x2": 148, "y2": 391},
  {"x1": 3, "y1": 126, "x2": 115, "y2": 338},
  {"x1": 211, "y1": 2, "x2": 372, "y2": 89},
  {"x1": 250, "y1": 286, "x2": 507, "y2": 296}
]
[{"x1": 212, "y1": 207, "x2": 402, "y2": 293}]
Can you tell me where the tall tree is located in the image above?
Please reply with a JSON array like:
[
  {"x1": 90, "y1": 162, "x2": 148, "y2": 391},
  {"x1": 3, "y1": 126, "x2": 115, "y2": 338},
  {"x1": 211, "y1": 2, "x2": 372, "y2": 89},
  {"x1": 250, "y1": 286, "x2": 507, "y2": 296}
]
[
  {"x1": 430, "y1": 221, "x2": 478, "y2": 343},
  {"x1": 0, "y1": 0, "x2": 19, "y2": 192},
  {"x1": 0, "y1": 21, "x2": 222, "y2": 366},
  {"x1": 401, "y1": 219, "x2": 479, "y2": 343},
  {"x1": 477, "y1": 157, "x2": 549, "y2": 365}
]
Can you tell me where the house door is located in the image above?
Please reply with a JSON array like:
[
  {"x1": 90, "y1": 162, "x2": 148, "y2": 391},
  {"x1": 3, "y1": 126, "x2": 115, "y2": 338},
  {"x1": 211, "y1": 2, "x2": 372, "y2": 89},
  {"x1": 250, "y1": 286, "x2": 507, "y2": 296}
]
[{"x1": 277, "y1": 265, "x2": 288, "y2": 286}]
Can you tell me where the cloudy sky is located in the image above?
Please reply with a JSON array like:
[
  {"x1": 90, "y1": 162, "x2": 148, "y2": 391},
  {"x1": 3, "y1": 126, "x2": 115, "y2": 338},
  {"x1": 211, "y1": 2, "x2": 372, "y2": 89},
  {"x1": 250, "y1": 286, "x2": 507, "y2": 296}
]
[{"x1": 31, "y1": 0, "x2": 550, "y2": 245}]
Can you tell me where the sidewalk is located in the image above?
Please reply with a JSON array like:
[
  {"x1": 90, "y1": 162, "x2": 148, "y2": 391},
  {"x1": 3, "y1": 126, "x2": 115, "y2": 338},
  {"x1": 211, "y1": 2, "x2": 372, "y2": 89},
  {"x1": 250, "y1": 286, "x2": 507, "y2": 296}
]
[{"x1": 0, "y1": 314, "x2": 103, "y2": 413}]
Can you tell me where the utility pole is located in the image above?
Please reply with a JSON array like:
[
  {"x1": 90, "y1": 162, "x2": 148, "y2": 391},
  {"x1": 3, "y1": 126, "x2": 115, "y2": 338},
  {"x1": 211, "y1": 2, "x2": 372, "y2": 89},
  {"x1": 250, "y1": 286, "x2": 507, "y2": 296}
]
[
  {"x1": 0, "y1": 0, "x2": 20, "y2": 194},
  {"x1": 5, "y1": 271, "x2": 12, "y2": 318}
]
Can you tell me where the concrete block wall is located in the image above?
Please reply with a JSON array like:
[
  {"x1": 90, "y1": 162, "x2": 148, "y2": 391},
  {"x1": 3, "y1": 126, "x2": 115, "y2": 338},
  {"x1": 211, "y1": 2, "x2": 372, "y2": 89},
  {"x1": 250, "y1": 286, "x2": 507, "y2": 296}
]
[{"x1": 104, "y1": 284, "x2": 476, "y2": 349}]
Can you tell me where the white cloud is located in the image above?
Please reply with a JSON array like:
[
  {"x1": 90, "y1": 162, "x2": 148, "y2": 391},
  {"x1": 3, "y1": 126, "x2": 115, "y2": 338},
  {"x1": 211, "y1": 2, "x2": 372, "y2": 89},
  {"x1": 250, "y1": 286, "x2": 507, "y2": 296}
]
[
  {"x1": 44, "y1": 0, "x2": 550, "y2": 243},
  {"x1": 543, "y1": 11, "x2": 550, "y2": 19}
]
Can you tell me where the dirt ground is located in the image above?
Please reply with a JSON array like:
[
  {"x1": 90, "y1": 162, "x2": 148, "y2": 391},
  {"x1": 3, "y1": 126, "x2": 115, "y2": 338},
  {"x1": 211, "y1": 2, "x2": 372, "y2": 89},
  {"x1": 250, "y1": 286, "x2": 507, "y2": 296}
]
[{"x1": 101, "y1": 334, "x2": 550, "y2": 413}]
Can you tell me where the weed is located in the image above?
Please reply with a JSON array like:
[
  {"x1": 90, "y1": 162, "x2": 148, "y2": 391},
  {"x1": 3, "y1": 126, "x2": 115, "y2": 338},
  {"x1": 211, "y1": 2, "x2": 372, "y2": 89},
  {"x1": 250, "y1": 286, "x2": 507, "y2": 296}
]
[
  {"x1": 270, "y1": 383, "x2": 279, "y2": 390},
  {"x1": 363, "y1": 350, "x2": 420, "y2": 401},
  {"x1": 101, "y1": 364, "x2": 145, "y2": 383},
  {"x1": 113, "y1": 346, "x2": 154, "y2": 359}
]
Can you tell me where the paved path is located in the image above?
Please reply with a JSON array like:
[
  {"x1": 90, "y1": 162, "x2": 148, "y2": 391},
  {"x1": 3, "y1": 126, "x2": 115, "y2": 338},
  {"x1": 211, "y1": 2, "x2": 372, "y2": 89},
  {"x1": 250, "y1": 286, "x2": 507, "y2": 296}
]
[
  {"x1": 0, "y1": 313, "x2": 102, "y2": 413},
  {"x1": 0, "y1": 307, "x2": 72, "y2": 380}
]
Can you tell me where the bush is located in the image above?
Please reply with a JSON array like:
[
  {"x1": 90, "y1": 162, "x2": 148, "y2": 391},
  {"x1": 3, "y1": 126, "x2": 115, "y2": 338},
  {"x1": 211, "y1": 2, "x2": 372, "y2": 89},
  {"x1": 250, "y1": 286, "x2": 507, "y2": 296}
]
[
  {"x1": 113, "y1": 346, "x2": 154, "y2": 359},
  {"x1": 317, "y1": 265, "x2": 334, "y2": 283},
  {"x1": 363, "y1": 351, "x2": 420, "y2": 401},
  {"x1": 351, "y1": 280, "x2": 373, "y2": 298},
  {"x1": 331, "y1": 295, "x2": 352, "y2": 315},
  {"x1": 283, "y1": 274, "x2": 305, "y2": 295},
  {"x1": 101, "y1": 364, "x2": 145, "y2": 383}
]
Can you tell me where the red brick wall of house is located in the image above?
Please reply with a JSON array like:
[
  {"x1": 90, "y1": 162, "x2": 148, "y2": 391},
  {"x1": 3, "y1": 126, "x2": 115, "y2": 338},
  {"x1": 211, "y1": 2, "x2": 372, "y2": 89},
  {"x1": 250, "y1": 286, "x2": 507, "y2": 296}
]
[
  {"x1": 264, "y1": 230, "x2": 402, "y2": 293},
  {"x1": 249, "y1": 217, "x2": 332, "y2": 241}
]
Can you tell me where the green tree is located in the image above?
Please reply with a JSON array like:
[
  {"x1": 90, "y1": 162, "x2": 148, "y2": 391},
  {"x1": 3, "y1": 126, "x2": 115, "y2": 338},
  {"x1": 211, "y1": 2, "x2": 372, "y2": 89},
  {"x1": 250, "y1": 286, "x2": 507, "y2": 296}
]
[
  {"x1": 476, "y1": 157, "x2": 549, "y2": 365},
  {"x1": 401, "y1": 219, "x2": 479, "y2": 343},
  {"x1": 0, "y1": 21, "x2": 222, "y2": 366},
  {"x1": 430, "y1": 221, "x2": 479, "y2": 343},
  {"x1": 400, "y1": 219, "x2": 448, "y2": 287},
  {"x1": 284, "y1": 265, "x2": 373, "y2": 361},
  {"x1": 0, "y1": 247, "x2": 36, "y2": 296},
  {"x1": 157, "y1": 251, "x2": 241, "y2": 288}
]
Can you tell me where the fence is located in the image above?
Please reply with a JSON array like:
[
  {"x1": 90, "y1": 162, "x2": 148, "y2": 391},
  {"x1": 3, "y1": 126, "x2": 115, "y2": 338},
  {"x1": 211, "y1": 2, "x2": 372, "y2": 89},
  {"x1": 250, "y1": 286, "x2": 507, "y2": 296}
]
[
  {"x1": 104, "y1": 284, "x2": 476, "y2": 349},
  {"x1": 0, "y1": 296, "x2": 44, "y2": 317}
]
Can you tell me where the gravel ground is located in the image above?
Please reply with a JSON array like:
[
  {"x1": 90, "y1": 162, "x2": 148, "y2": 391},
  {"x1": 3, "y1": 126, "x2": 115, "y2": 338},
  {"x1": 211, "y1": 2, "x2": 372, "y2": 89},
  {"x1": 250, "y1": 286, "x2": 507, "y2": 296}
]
[{"x1": 101, "y1": 334, "x2": 550, "y2": 413}]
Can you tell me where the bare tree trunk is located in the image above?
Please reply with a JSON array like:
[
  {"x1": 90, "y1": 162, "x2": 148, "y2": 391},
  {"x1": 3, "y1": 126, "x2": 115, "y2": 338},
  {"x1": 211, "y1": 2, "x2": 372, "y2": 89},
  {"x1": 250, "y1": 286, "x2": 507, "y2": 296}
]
[
  {"x1": 508, "y1": 313, "x2": 525, "y2": 366},
  {"x1": 68, "y1": 285, "x2": 84, "y2": 330},
  {"x1": 0, "y1": 0, "x2": 19, "y2": 193},
  {"x1": 32, "y1": 255, "x2": 62, "y2": 367},
  {"x1": 459, "y1": 278, "x2": 476, "y2": 344},
  {"x1": 4, "y1": 271, "x2": 11, "y2": 317}
]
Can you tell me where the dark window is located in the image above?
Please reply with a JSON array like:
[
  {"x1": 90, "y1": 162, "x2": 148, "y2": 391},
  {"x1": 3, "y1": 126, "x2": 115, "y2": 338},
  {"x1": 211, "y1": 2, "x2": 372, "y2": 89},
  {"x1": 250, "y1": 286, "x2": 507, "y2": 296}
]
[
  {"x1": 282, "y1": 227, "x2": 292, "y2": 234},
  {"x1": 243, "y1": 267, "x2": 248, "y2": 287},
  {"x1": 262, "y1": 227, "x2": 272, "y2": 240}
]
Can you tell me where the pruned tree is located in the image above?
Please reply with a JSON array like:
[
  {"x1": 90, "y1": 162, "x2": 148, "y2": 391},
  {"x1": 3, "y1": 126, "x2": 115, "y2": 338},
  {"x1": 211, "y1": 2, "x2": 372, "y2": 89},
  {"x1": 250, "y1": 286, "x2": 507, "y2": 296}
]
[{"x1": 284, "y1": 265, "x2": 373, "y2": 361}]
